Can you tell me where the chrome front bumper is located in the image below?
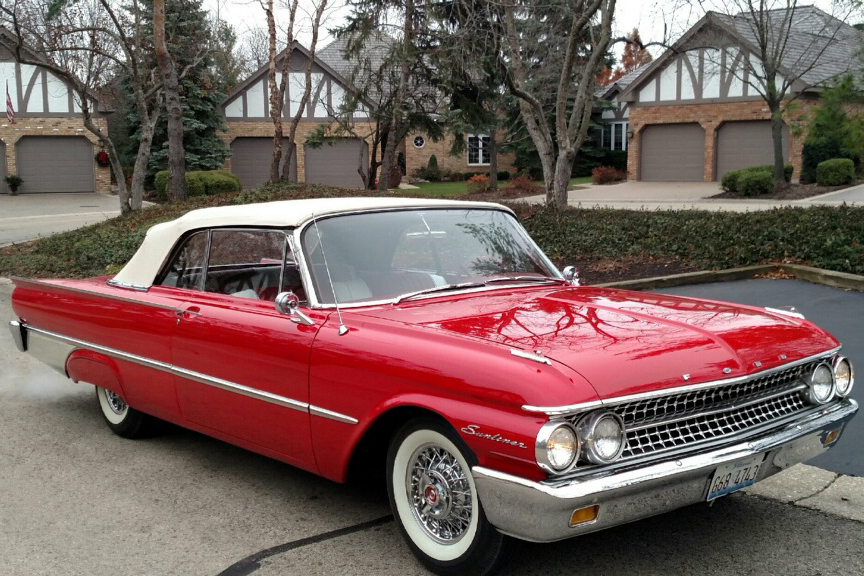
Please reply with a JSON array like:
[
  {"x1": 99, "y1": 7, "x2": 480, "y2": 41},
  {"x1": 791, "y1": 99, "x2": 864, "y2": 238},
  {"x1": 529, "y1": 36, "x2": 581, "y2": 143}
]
[{"x1": 473, "y1": 398, "x2": 858, "y2": 543}]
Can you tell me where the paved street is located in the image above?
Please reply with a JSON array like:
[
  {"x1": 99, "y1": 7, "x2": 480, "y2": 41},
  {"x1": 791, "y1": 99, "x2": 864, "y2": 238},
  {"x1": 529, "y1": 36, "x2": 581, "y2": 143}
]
[
  {"x1": 523, "y1": 181, "x2": 864, "y2": 211},
  {"x1": 652, "y1": 278, "x2": 864, "y2": 477},
  {"x1": 1, "y1": 278, "x2": 862, "y2": 575},
  {"x1": 0, "y1": 193, "x2": 123, "y2": 245}
]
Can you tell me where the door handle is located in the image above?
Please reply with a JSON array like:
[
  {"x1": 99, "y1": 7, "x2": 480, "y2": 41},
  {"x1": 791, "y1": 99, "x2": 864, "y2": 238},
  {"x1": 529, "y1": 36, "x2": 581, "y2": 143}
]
[{"x1": 175, "y1": 307, "x2": 203, "y2": 324}]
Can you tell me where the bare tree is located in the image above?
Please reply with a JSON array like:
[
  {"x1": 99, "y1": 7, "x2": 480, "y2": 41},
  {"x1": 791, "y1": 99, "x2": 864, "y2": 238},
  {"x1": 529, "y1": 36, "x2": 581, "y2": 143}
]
[
  {"x1": 501, "y1": 0, "x2": 616, "y2": 208},
  {"x1": 695, "y1": 0, "x2": 861, "y2": 185},
  {"x1": 262, "y1": 0, "x2": 328, "y2": 184},
  {"x1": 239, "y1": 26, "x2": 272, "y2": 76},
  {"x1": 153, "y1": 0, "x2": 185, "y2": 200}
]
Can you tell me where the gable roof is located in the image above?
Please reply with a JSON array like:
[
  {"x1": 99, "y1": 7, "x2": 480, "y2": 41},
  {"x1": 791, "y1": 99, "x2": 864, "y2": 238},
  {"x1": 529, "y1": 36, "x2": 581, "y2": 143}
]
[
  {"x1": 618, "y1": 5, "x2": 862, "y2": 101},
  {"x1": 221, "y1": 40, "x2": 353, "y2": 106},
  {"x1": 597, "y1": 64, "x2": 650, "y2": 99}
]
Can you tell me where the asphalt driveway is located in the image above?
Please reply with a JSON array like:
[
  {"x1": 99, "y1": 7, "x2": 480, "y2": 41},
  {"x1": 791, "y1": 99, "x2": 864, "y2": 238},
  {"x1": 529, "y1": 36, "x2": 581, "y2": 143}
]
[{"x1": 0, "y1": 193, "x2": 123, "y2": 245}]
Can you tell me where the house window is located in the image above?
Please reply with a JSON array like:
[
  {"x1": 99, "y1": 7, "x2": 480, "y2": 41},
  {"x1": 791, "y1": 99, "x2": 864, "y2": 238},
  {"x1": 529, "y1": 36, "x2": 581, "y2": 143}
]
[
  {"x1": 414, "y1": 136, "x2": 425, "y2": 149},
  {"x1": 467, "y1": 134, "x2": 491, "y2": 165},
  {"x1": 602, "y1": 122, "x2": 628, "y2": 151}
]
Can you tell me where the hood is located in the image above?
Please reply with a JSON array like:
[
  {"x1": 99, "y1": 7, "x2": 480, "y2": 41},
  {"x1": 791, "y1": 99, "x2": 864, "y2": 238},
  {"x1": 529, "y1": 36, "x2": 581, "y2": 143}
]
[{"x1": 356, "y1": 286, "x2": 838, "y2": 400}]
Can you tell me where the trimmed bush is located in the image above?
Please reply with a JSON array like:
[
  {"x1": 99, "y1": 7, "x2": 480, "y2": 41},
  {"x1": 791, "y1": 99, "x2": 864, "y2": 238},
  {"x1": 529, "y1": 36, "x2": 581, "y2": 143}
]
[
  {"x1": 388, "y1": 164, "x2": 403, "y2": 188},
  {"x1": 508, "y1": 175, "x2": 543, "y2": 195},
  {"x1": 466, "y1": 173, "x2": 489, "y2": 194},
  {"x1": 721, "y1": 164, "x2": 793, "y2": 194},
  {"x1": 154, "y1": 170, "x2": 240, "y2": 200},
  {"x1": 592, "y1": 165, "x2": 627, "y2": 185},
  {"x1": 737, "y1": 171, "x2": 775, "y2": 197},
  {"x1": 802, "y1": 138, "x2": 843, "y2": 183},
  {"x1": 816, "y1": 158, "x2": 855, "y2": 186},
  {"x1": 496, "y1": 171, "x2": 511, "y2": 181}
]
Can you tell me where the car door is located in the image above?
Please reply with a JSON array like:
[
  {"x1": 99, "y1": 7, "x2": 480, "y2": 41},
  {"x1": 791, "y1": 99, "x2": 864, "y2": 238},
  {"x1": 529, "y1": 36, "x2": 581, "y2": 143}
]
[{"x1": 154, "y1": 228, "x2": 323, "y2": 471}]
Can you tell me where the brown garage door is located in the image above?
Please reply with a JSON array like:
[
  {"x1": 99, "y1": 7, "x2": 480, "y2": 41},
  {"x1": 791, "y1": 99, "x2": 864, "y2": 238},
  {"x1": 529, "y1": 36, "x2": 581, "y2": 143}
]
[
  {"x1": 640, "y1": 124, "x2": 705, "y2": 182},
  {"x1": 716, "y1": 121, "x2": 790, "y2": 181},
  {"x1": 230, "y1": 137, "x2": 297, "y2": 189},
  {"x1": 16, "y1": 136, "x2": 95, "y2": 193},
  {"x1": 304, "y1": 139, "x2": 367, "y2": 189},
  {"x1": 0, "y1": 141, "x2": 6, "y2": 194}
]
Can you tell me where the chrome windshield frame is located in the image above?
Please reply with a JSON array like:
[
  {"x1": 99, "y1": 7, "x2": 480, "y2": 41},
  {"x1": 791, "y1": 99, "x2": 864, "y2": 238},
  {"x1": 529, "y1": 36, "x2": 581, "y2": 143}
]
[{"x1": 291, "y1": 206, "x2": 565, "y2": 310}]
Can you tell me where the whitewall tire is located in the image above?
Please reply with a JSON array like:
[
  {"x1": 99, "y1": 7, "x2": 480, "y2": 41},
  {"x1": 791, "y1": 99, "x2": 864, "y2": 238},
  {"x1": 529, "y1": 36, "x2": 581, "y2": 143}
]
[
  {"x1": 95, "y1": 386, "x2": 155, "y2": 439},
  {"x1": 387, "y1": 418, "x2": 509, "y2": 576}
]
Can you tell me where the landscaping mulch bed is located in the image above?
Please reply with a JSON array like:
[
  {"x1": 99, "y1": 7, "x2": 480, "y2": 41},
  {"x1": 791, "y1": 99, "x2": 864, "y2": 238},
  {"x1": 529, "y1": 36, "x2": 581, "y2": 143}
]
[
  {"x1": 709, "y1": 181, "x2": 859, "y2": 200},
  {"x1": 579, "y1": 258, "x2": 699, "y2": 285}
]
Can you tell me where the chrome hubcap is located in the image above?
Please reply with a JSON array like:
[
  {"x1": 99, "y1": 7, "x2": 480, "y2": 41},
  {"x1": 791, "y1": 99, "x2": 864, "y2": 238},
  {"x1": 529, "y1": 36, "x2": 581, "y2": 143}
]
[
  {"x1": 104, "y1": 389, "x2": 127, "y2": 415},
  {"x1": 407, "y1": 444, "x2": 473, "y2": 543}
]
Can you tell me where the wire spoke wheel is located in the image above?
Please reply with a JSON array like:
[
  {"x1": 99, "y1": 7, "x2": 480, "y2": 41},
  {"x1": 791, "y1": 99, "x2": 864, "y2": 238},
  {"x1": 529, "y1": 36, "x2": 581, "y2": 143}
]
[{"x1": 407, "y1": 444, "x2": 474, "y2": 544}]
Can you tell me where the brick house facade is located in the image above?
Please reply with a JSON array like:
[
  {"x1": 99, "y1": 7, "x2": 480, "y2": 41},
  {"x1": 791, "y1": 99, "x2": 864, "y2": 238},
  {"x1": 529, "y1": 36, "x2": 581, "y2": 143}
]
[
  {"x1": 612, "y1": 7, "x2": 860, "y2": 182},
  {"x1": 1, "y1": 30, "x2": 111, "y2": 194}
]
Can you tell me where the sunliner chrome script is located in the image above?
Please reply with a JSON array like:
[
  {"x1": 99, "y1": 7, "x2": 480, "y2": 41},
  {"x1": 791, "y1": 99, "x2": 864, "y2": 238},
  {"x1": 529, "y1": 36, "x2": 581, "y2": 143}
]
[{"x1": 461, "y1": 424, "x2": 528, "y2": 449}]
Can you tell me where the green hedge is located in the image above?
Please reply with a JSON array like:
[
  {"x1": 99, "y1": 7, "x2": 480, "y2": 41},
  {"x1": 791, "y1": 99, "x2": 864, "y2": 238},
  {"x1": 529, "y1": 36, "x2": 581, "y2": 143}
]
[
  {"x1": 816, "y1": 158, "x2": 855, "y2": 186},
  {"x1": 721, "y1": 164, "x2": 792, "y2": 195},
  {"x1": 154, "y1": 170, "x2": 241, "y2": 200},
  {"x1": 737, "y1": 171, "x2": 775, "y2": 197}
]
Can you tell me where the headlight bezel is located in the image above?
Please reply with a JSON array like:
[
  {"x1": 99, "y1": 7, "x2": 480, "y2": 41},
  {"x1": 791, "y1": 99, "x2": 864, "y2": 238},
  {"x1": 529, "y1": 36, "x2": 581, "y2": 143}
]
[
  {"x1": 577, "y1": 411, "x2": 627, "y2": 465},
  {"x1": 806, "y1": 362, "x2": 836, "y2": 405},
  {"x1": 535, "y1": 421, "x2": 580, "y2": 474},
  {"x1": 833, "y1": 356, "x2": 854, "y2": 398}
]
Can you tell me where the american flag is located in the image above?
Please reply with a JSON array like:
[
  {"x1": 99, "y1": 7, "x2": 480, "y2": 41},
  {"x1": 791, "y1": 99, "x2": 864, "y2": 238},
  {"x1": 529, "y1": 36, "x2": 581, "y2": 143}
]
[{"x1": 6, "y1": 81, "x2": 14, "y2": 124}]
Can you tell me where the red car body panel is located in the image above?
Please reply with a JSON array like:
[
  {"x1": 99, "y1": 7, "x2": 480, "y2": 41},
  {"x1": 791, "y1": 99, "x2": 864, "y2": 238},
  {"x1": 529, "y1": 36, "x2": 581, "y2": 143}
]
[{"x1": 10, "y1": 275, "x2": 840, "y2": 485}]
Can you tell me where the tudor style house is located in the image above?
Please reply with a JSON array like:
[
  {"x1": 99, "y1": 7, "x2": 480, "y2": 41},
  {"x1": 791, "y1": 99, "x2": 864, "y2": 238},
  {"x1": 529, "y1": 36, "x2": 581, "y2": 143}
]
[
  {"x1": 222, "y1": 37, "x2": 514, "y2": 189},
  {"x1": 610, "y1": 6, "x2": 861, "y2": 182},
  {"x1": 0, "y1": 29, "x2": 110, "y2": 195}
]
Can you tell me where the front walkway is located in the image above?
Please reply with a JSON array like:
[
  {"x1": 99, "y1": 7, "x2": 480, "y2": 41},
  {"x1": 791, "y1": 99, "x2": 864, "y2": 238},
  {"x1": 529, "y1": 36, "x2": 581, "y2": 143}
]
[{"x1": 523, "y1": 181, "x2": 864, "y2": 211}]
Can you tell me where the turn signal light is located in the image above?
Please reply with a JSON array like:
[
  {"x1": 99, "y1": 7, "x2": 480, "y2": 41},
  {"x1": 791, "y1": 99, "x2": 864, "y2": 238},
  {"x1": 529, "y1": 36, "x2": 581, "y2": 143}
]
[{"x1": 569, "y1": 505, "x2": 600, "y2": 527}]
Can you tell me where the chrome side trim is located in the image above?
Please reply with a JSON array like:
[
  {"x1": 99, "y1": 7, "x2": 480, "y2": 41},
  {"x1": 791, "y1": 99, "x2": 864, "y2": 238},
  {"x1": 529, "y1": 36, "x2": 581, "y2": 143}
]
[
  {"x1": 20, "y1": 324, "x2": 357, "y2": 424},
  {"x1": 522, "y1": 347, "x2": 841, "y2": 416},
  {"x1": 8, "y1": 320, "x2": 27, "y2": 352},
  {"x1": 12, "y1": 277, "x2": 179, "y2": 313},
  {"x1": 511, "y1": 348, "x2": 552, "y2": 365},
  {"x1": 106, "y1": 279, "x2": 150, "y2": 291},
  {"x1": 765, "y1": 306, "x2": 805, "y2": 319},
  {"x1": 309, "y1": 405, "x2": 359, "y2": 425}
]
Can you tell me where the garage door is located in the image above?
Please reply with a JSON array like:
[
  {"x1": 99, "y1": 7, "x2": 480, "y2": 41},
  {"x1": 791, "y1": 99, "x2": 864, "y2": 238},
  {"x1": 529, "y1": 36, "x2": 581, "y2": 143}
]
[
  {"x1": 640, "y1": 124, "x2": 705, "y2": 182},
  {"x1": 716, "y1": 121, "x2": 790, "y2": 181},
  {"x1": 0, "y1": 141, "x2": 6, "y2": 194},
  {"x1": 16, "y1": 136, "x2": 94, "y2": 193},
  {"x1": 304, "y1": 139, "x2": 367, "y2": 189},
  {"x1": 230, "y1": 137, "x2": 297, "y2": 189}
]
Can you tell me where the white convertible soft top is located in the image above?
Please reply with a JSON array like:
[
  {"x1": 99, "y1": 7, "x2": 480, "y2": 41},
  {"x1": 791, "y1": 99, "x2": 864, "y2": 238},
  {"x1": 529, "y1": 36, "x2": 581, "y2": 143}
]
[{"x1": 111, "y1": 197, "x2": 511, "y2": 288}]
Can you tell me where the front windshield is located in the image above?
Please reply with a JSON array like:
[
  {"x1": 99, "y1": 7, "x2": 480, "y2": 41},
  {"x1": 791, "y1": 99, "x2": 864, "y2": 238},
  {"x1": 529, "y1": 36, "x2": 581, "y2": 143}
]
[{"x1": 301, "y1": 208, "x2": 560, "y2": 305}]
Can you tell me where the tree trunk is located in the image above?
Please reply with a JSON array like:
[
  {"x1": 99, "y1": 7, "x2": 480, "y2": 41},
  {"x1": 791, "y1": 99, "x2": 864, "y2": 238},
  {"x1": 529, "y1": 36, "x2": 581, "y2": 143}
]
[
  {"x1": 265, "y1": 0, "x2": 283, "y2": 184},
  {"x1": 130, "y1": 112, "x2": 158, "y2": 210},
  {"x1": 379, "y1": 0, "x2": 413, "y2": 193},
  {"x1": 552, "y1": 150, "x2": 575, "y2": 209},
  {"x1": 153, "y1": 0, "x2": 186, "y2": 201},
  {"x1": 770, "y1": 103, "x2": 786, "y2": 186},
  {"x1": 488, "y1": 131, "x2": 498, "y2": 191}
]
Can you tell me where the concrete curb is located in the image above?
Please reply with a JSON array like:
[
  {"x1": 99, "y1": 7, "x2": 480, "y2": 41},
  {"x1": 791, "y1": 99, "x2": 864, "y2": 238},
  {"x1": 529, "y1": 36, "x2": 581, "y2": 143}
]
[
  {"x1": 595, "y1": 263, "x2": 864, "y2": 293},
  {"x1": 743, "y1": 464, "x2": 864, "y2": 523}
]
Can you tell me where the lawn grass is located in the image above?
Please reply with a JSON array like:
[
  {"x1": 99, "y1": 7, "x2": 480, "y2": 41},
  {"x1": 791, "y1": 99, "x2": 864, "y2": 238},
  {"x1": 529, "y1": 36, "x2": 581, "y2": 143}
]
[{"x1": 413, "y1": 176, "x2": 592, "y2": 197}]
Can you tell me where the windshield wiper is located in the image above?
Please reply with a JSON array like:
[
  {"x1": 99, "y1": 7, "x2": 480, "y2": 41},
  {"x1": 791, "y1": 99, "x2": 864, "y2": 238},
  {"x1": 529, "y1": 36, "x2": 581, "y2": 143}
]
[
  {"x1": 393, "y1": 282, "x2": 486, "y2": 304},
  {"x1": 484, "y1": 276, "x2": 568, "y2": 285}
]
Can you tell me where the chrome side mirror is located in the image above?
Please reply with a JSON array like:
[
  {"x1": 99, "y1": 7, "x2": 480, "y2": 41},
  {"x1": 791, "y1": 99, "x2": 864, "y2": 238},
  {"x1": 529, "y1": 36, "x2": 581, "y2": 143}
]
[
  {"x1": 562, "y1": 266, "x2": 580, "y2": 286},
  {"x1": 275, "y1": 291, "x2": 314, "y2": 326}
]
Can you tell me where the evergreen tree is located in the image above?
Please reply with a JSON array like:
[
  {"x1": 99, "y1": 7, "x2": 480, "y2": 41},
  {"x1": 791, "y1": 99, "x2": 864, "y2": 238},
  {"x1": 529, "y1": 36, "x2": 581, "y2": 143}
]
[{"x1": 125, "y1": 0, "x2": 228, "y2": 180}]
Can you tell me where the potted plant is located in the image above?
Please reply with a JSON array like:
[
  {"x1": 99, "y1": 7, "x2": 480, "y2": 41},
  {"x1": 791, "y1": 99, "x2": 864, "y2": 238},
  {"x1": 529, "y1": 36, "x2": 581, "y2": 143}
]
[{"x1": 5, "y1": 174, "x2": 23, "y2": 195}]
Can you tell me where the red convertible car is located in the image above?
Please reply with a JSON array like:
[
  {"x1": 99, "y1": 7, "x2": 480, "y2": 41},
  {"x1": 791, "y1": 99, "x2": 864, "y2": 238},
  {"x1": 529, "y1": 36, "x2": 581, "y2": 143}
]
[{"x1": 8, "y1": 197, "x2": 857, "y2": 575}]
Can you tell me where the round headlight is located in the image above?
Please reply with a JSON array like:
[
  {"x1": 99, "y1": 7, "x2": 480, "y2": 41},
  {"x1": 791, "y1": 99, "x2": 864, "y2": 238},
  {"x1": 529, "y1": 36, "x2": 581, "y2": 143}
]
[
  {"x1": 578, "y1": 411, "x2": 626, "y2": 465},
  {"x1": 834, "y1": 357, "x2": 854, "y2": 397},
  {"x1": 808, "y1": 363, "x2": 835, "y2": 404},
  {"x1": 535, "y1": 422, "x2": 579, "y2": 473}
]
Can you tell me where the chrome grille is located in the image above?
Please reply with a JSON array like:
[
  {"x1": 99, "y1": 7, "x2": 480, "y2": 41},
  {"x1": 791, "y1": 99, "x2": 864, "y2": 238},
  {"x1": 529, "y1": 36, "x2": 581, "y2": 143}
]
[{"x1": 589, "y1": 361, "x2": 821, "y2": 461}]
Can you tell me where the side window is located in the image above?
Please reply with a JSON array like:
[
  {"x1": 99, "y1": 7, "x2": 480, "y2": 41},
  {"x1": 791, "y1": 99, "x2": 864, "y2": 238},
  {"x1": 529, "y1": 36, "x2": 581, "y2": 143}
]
[
  {"x1": 160, "y1": 231, "x2": 208, "y2": 290},
  {"x1": 205, "y1": 230, "x2": 286, "y2": 300}
]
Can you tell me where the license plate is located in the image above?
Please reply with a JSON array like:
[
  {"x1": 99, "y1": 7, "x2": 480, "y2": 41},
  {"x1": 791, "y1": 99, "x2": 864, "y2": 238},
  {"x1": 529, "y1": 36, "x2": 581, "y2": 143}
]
[{"x1": 707, "y1": 455, "x2": 765, "y2": 501}]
